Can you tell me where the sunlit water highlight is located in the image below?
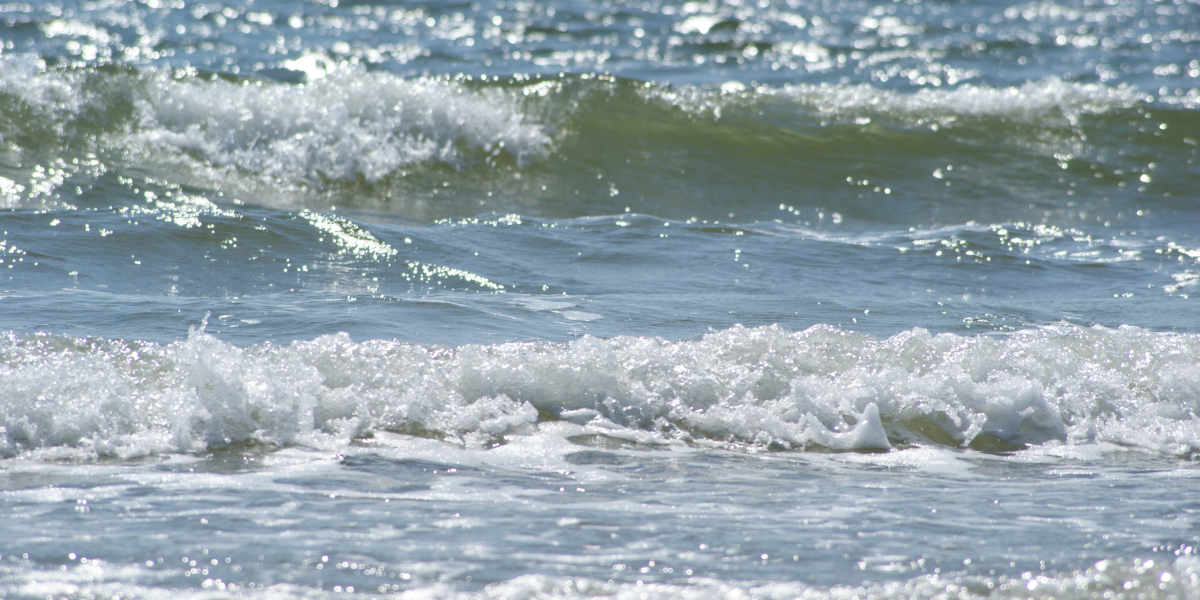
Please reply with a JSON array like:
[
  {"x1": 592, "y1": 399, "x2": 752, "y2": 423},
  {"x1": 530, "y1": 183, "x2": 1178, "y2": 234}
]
[{"x1": 1, "y1": 0, "x2": 1199, "y2": 597}]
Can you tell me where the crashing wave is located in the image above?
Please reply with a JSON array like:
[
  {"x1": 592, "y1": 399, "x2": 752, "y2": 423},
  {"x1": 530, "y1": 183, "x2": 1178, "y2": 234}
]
[{"x1": 1, "y1": 322, "x2": 1197, "y2": 459}]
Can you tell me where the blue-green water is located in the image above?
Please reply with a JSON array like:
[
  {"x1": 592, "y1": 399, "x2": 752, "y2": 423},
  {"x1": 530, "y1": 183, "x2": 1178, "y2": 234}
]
[{"x1": 2, "y1": 0, "x2": 1200, "y2": 597}]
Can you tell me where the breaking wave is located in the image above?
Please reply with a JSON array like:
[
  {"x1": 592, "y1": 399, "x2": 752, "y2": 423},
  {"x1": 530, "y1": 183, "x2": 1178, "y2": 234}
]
[
  {"x1": 0, "y1": 55, "x2": 556, "y2": 188},
  {"x1": 640, "y1": 76, "x2": 1146, "y2": 125},
  {"x1": 1, "y1": 322, "x2": 1198, "y2": 460},
  {"x1": 126, "y1": 64, "x2": 555, "y2": 183},
  {"x1": 3, "y1": 56, "x2": 1187, "y2": 222}
]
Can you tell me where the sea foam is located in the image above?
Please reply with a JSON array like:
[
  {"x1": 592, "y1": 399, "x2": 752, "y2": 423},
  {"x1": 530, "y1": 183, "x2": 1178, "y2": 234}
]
[
  {"x1": 642, "y1": 77, "x2": 1145, "y2": 127},
  {"x1": 1, "y1": 322, "x2": 1197, "y2": 460},
  {"x1": 0, "y1": 57, "x2": 554, "y2": 193},
  {"x1": 776, "y1": 77, "x2": 1146, "y2": 123},
  {"x1": 1, "y1": 555, "x2": 1197, "y2": 599},
  {"x1": 129, "y1": 64, "x2": 553, "y2": 183}
]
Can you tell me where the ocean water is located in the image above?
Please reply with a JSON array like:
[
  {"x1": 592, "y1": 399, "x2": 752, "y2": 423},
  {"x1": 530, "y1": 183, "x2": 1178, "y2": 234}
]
[{"x1": 2, "y1": 0, "x2": 1200, "y2": 597}]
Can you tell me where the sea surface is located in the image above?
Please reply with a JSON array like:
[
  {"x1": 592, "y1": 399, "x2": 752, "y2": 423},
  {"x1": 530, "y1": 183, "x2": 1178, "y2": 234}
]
[{"x1": 2, "y1": 0, "x2": 1200, "y2": 597}]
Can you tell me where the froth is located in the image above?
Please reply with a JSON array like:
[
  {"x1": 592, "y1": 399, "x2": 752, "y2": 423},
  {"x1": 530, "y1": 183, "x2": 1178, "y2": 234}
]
[
  {"x1": 779, "y1": 77, "x2": 1144, "y2": 123},
  {"x1": 130, "y1": 64, "x2": 552, "y2": 183},
  {"x1": 644, "y1": 77, "x2": 1144, "y2": 126},
  {"x1": 0, "y1": 56, "x2": 84, "y2": 141},
  {"x1": 2, "y1": 556, "x2": 1196, "y2": 599},
  {"x1": 0, "y1": 56, "x2": 89, "y2": 208},
  {"x1": 0, "y1": 58, "x2": 554, "y2": 191},
  {"x1": 401, "y1": 557, "x2": 1200, "y2": 599},
  {"x1": 1, "y1": 322, "x2": 1198, "y2": 460}
]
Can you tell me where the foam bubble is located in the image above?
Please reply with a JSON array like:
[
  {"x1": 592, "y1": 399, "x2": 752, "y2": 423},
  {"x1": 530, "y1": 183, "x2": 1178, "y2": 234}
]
[
  {"x1": 642, "y1": 77, "x2": 1144, "y2": 127},
  {"x1": 0, "y1": 55, "x2": 85, "y2": 141},
  {"x1": 0, "y1": 55, "x2": 90, "y2": 209},
  {"x1": 0, "y1": 58, "x2": 555, "y2": 198},
  {"x1": 1, "y1": 322, "x2": 1198, "y2": 460},
  {"x1": 778, "y1": 77, "x2": 1144, "y2": 123},
  {"x1": 402, "y1": 557, "x2": 1200, "y2": 599},
  {"x1": 5, "y1": 556, "x2": 1195, "y2": 599},
  {"x1": 128, "y1": 64, "x2": 553, "y2": 184}
]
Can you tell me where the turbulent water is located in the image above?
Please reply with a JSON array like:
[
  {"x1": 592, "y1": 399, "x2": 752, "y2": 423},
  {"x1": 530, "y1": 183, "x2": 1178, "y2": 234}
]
[{"x1": 2, "y1": 0, "x2": 1200, "y2": 598}]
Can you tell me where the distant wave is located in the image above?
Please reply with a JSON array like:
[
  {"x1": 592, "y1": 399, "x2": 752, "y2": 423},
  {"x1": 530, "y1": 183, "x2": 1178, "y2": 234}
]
[
  {"x1": 640, "y1": 76, "x2": 1147, "y2": 124},
  {"x1": 127, "y1": 63, "x2": 555, "y2": 183},
  {"x1": 2, "y1": 321, "x2": 1197, "y2": 460},
  {"x1": 1, "y1": 56, "x2": 1192, "y2": 221},
  {"x1": 0, "y1": 56, "x2": 1160, "y2": 171},
  {"x1": 0, "y1": 55, "x2": 556, "y2": 188}
]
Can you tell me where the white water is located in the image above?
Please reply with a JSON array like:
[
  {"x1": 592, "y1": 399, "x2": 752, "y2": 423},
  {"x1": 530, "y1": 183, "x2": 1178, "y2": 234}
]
[
  {"x1": 641, "y1": 77, "x2": 1145, "y2": 124},
  {"x1": 3, "y1": 322, "x2": 1197, "y2": 460},
  {"x1": 3, "y1": 0, "x2": 1200, "y2": 596},
  {"x1": 128, "y1": 65, "x2": 554, "y2": 183},
  {"x1": 0, "y1": 57, "x2": 556, "y2": 201},
  {"x1": 2, "y1": 557, "x2": 1197, "y2": 599}
]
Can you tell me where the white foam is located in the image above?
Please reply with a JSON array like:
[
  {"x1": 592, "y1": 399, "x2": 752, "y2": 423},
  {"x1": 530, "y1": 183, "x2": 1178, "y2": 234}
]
[
  {"x1": 6, "y1": 556, "x2": 1195, "y2": 599},
  {"x1": 0, "y1": 55, "x2": 84, "y2": 134},
  {"x1": 0, "y1": 57, "x2": 553, "y2": 194},
  {"x1": 3, "y1": 322, "x2": 1199, "y2": 460},
  {"x1": 0, "y1": 55, "x2": 89, "y2": 209},
  {"x1": 519, "y1": 299, "x2": 576, "y2": 311},
  {"x1": 778, "y1": 77, "x2": 1144, "y2": 123},
  {"x1": 396, "y1": 557, "x2": 1200, "y2": 599},
  {"x1": 643, "y1": 77, "x2": 1144, "y2": 127},
  {"x1": 128, "y1": 63, "x2": 552, "y2": 184},
  {"x1": 560, "y1": 310, "x2": 603, "y2": 322}
]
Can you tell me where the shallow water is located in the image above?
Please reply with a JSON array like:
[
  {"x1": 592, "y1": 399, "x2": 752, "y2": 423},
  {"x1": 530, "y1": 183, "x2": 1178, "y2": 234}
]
[
  {"x1": 1, "y1": 0, "x2": 1199, "y2": 597},
  {"x1": 3, "y1": 440, "x2": 1200, "y2": 599}
]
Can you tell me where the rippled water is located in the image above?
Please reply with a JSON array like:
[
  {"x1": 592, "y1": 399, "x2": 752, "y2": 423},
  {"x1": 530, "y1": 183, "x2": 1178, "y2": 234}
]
[{"x1": 1, "y1": 0, "x2": 1199, "y2": 597}]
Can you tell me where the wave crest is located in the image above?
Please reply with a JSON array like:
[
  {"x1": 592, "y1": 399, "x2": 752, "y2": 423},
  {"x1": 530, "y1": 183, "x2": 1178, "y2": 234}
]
[
  {"x1": 0, "y1": 57, "x2": 556, "y2": 191},
  {"x1": 130, "y1": 64, "x2": 554, "y2": 183},
  {"x1": 1, "y1": 322, "x2": 1198, "y2": 459}
]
